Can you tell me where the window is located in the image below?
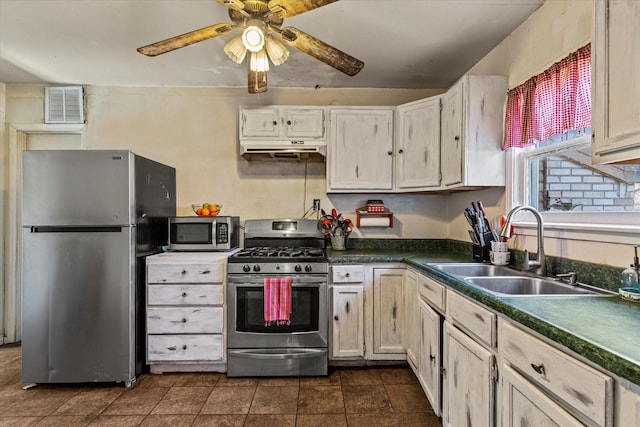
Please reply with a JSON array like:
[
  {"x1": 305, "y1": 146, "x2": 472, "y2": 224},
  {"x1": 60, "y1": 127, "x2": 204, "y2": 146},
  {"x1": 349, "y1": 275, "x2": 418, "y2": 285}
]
[{"x1": 505, "y1": 44, "x2": 640, "y2": 227}]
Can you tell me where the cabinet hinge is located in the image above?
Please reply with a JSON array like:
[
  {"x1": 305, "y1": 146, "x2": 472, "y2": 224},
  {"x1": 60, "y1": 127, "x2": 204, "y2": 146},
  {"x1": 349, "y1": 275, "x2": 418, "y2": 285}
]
[
  {"x1": 491, "y1": 362, "x2": 499, "y2": 382},
  {"x1": 440, "y1": 366, "x2": 446, "y2": 376}
]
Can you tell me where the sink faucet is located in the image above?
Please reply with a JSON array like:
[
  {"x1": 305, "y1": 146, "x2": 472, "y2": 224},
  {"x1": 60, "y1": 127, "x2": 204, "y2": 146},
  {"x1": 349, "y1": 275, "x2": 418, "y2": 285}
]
[{"x1": 500, "y1": 205, "x2": 546, "y2": 276}]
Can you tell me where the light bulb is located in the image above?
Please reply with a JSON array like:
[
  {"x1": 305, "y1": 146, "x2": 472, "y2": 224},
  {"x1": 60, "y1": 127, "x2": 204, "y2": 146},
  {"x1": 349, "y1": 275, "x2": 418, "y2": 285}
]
[
  {"x1": 223, "y1": 35, "x2": 247, "y2": 64},
  {"x1": 242, "y1": 26, "x2": 265, "y2": 52},
  {"x1": 265, "y1": 37, "x2": 289, "y2": 66},
  {"x1": 249, "y1": 49, "x2": 270, "y2": 72}
]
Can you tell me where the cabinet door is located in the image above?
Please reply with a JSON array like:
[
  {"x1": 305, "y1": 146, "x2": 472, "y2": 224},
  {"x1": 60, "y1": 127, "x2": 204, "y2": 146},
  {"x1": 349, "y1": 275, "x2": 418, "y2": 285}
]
[
  {"x1": 418, "y1": 299, "x2": 442, "y2": 417},
  {"x1": 240, "y1": 107, "x2": 280, "y2": 138},
  {"x1": 328, "y1": 108, "x2": 394, "y2": 191},
  {"x1": 440, "y1": 80, "x2": 464, "y2": 186},
  {"x1": 501, "y1": 365, "x2": 583, "y2": 427},
  {"x1": 404, "y1": 270, "x2": 418, "y2": 369},
  {"x1": 442, "y1": 322, "x2": 494, "y2": 427},
  {"x1": 592, "y1": 0, "x2": 640, "y2": 163},
  {"x1": 396, "y1": 97, "x2": 441, "y2": 190},
  {"x1": 284, "y1": 108, "x2": 325, "y2": 138},
  {"x1": 372, "y1": 268, "x2": 405, "y2": 354},
  {"x1": 331, "y1": 285, "x2": 364, "y2": 358}
]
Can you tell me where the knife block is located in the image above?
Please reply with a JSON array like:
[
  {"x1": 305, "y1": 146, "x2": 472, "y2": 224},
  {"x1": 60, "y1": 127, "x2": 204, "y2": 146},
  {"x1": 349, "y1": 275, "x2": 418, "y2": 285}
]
[{"x1": 472, "y1": 231, "x2": 494, "y2": 262}]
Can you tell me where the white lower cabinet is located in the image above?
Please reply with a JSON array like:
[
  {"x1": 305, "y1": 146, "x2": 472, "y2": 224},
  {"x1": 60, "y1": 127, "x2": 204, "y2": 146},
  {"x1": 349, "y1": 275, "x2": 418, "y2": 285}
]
[
  {"x1": 501, "y1": 364, "x2": 583, "y2": 427},
  {"x1": 371, "y1": 267, "x2": 406, "y2": 358},
  {"x1": 418, "y1": 298, "x2": 442, "y2": 417},
  {"x1": 330, "y1": 265, "x2": 365, "y2": 360},
  {"x1": 500, "y1": 319, "x2": 614, "y2": 426},
  {"x1": 404, "y1": 269, "x2": 418, "y2": 369},
  {"x1": 145, "y1": 252, "x2": 229, "y2": 373},
  {"x1": 330, "y1": 285, "x2": 365, "y2": 359},
  {"x1": 442, "y1": 321, "x2": 495, "y2": 427},
  {"x1": 616, "y1": 381, "x2": 640, "y2": 427}
]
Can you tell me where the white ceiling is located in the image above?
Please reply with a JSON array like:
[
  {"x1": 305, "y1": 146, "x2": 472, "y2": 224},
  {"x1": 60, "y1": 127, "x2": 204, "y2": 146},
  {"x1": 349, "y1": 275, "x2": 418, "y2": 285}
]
[{"x1": 0, "y1": 0, "x2": 544, "y2": 90}]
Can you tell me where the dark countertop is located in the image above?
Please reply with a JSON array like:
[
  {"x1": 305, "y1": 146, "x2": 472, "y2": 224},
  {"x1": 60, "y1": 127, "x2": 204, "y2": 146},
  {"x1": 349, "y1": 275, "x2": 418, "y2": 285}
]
[{"x1": 327, "y1": 247, "x2": 640, "y2": 386}]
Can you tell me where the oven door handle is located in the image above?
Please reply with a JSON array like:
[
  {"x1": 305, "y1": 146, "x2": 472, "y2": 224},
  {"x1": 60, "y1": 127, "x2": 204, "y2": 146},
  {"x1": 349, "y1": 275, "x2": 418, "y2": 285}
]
[
  {"x1": 227, "y1": 276, "x2": 326, "y2": 286},
  {"x1": 228, "y1": 348, "x2": 326, "y2": 360}
]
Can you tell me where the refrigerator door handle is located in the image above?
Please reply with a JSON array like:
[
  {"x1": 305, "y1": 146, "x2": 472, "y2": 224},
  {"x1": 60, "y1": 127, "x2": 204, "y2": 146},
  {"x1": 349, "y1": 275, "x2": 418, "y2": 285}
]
[{"x1": 29, "y1": 226, "x2": 124, "y2": 233}]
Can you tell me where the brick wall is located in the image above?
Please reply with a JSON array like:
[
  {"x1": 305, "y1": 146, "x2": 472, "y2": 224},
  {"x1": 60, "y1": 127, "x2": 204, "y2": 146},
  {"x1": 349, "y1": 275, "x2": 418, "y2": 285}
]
[{"x1": 538, "y1": 156, "x2": 639, "y2": 211}]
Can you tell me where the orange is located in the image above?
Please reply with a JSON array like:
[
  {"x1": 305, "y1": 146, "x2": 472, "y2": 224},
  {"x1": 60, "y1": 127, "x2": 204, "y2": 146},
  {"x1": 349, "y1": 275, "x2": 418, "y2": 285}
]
[
  {"x1": 196, "y1": 208, "x2": 203, "y2": 215},
  {"x1": 201, "y1": 208, "x2": 210, "y2": 216}
]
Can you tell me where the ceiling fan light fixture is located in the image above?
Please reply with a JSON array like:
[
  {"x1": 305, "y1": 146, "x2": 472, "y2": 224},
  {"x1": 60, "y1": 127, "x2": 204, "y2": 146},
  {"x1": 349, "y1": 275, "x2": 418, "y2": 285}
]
[
  {"x1": 265, "y1": 37, "x2": 289, "y2": 66},
  {"x1": 242, "y1": 20, "x2": 266, "y2": 52},
  {"x1": 249, "y1": 49, "x2": 270, "y2": 72},
  {"x1": 223, "y1": 35, "x2": 247, "y2": 64}
]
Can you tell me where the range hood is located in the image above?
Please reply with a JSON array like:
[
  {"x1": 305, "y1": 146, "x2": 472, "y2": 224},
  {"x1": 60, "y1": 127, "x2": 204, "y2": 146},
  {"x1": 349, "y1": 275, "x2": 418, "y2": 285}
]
[{"x1": 240, "y1": 139, "x2": 327, "y2": 162}]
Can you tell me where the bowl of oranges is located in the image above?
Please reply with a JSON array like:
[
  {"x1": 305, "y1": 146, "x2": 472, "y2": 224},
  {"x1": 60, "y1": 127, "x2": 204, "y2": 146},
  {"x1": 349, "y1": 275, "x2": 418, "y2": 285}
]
[{"x1": 192, "y1": 203, "x2": 222, "y2": 216}]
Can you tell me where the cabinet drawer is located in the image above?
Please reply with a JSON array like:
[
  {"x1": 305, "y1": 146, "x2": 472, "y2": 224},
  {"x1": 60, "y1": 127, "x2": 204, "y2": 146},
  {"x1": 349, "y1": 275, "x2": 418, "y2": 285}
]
[
  {"x1": 147, "y1": 307, "x2": 223, "y2": 334},
  {"x1": 148, "y1": 284, "x2": 223, "y2": 306},
  {"x1": 501, "y1": 320, "x2": 613, "y2": 426},
  {"x1": 147, "y1": 334, "x2": 223, "y2": 362},
  {"x1": 447, "y1": 291, "x2": 496, "y2": 347},
  {"x1": 332, "y1": 265, "x2": 364, "y2": 283},
  {"x1": 418, "y1": 274, "x2": 445, "y2": 312},
  {"x1": 147, "y1": 263, "x2": 225, "y2": 284}
]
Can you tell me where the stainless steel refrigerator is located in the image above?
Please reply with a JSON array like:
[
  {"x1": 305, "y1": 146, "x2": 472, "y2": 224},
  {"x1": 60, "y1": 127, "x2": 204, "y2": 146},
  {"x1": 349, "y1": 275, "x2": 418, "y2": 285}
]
[{"x1": 21, "y1": 150, "x2": 176, "y2": 386}]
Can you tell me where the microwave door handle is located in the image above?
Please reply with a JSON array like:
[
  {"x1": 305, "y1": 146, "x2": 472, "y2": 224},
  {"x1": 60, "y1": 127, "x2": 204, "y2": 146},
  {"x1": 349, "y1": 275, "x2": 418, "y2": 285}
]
[{"x1": 211, "y1": 219, "x2": 217, "y2": 247}]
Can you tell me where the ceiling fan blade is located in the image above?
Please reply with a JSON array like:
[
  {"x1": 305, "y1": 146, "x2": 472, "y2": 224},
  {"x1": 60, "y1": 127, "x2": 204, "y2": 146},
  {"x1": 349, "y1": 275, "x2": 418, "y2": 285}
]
[
  {"x1": 279, "y1": 27, "x2": 364, "y2": 76},
  {"x1": 268, "y1": 0, "x2": 338, "y2": 19},
  {"x1": 137, "y1": 23, "x2": 234, "y2": 57},
  {"x1": 248, "y1": 69, "x2": 268, "y2": 93}
]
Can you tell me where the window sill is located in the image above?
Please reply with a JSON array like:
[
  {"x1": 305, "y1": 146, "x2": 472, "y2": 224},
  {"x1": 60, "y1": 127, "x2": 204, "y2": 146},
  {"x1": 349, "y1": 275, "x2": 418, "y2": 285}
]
[{"x1": 510, "y1": 220, "x2": 640, "y2": 245}]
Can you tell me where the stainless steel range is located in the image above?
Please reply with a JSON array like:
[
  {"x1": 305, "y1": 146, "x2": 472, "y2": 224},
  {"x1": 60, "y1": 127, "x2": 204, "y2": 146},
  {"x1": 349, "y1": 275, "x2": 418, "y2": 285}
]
[{"x1": 226, "y1": 219, "x2": 328, "y2": 377}]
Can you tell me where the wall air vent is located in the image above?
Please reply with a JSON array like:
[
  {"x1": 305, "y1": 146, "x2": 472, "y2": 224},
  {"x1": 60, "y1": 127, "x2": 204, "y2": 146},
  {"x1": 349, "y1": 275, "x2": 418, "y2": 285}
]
[{"x1": 45, "y1": 86, "x2": 84, "y2": 124}]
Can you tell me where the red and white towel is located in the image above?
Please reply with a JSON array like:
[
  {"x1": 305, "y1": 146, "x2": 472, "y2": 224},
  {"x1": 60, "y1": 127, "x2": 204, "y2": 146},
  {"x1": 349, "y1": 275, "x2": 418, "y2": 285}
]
[{"x1": 264, "y1": 277, "x2": 291, "y2": 326}]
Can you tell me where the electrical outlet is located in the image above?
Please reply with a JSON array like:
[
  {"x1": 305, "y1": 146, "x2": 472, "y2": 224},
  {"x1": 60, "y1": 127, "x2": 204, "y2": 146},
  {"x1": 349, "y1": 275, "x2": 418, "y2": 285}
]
[{"x1": 313, "y1": 199, "x2": 321, "y2": 211}]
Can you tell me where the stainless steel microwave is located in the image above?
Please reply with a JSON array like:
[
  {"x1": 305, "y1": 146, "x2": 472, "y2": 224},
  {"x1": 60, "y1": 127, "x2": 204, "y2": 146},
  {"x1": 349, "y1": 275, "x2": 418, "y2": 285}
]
[{"x1": 168, "y1": 216, "x2": 240, "y2": 251}]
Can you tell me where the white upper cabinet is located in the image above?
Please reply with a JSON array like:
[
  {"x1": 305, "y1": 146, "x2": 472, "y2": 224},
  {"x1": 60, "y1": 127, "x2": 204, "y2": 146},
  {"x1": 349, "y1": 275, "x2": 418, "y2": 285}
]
[
  {"x1": 327, "y1": 107, "x2": 395, "y2": 192},
  {"x1": 440, "y1": 75, "x2": 507, "y2": 189},
  {"x1": 396, "y1": 96, "x2": 442, "y2": 191},
  {"x1": 592, "y1": 0, "x2": 640, "y2": 164},
  {"x1": 240, "y1": 106, "x2": 326, "y2": 139}
]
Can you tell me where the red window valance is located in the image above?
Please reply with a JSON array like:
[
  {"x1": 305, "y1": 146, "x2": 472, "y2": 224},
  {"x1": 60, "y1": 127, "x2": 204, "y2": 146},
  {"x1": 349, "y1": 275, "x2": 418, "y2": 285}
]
[{"x1": 503, "y1": 44, "x2": 591, "y2": 149}]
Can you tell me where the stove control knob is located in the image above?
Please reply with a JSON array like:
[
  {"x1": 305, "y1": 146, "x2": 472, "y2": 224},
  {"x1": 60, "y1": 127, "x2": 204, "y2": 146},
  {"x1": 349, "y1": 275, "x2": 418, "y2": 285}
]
[
  {"x1": 243, "y1": 265, "x2": 251, "y2": 272},
  {"x1": 305, "y1": 265, "x2": 312, "y2": 272},
  {"x1": 253, "y1": 265, "x2": 261, "y2": 272},
  {"x1": 294, "y1": 264, "x2": 302, "y2": 272}
]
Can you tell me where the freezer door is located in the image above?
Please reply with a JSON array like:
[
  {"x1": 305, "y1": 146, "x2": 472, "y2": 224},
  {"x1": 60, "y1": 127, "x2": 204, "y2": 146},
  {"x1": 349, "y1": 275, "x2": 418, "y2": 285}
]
[
  {"x1": 22, "y1": 150, "x2": 134, "y2": 226},
  {"x1": 21, "y1": 227, "x2": 139, "y2": 385}
]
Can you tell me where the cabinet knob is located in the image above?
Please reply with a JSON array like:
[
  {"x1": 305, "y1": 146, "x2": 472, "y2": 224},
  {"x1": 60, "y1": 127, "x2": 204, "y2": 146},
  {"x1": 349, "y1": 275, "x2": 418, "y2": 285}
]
[
  {"x1": 345, "y1": 273, "x2": 350, "y2": 277},
  {"x1": 272, "y1": 120, "x2": 277, "y2": 126},
  {"x1": 287, "y1": 120, "x2": 292, "y2": 125},
  {"x1": 181, "y1": 269, "x2": 187, "y2": 275},
  {"x1": 387, "y1": 151, "x2": 393, "y2": 155},
  {"x1": 334, "y1": 315, "x2": 339, "y2": 321},
  {"x1": 398, "y1": 149, "x2": 404, "y2": 154},
  {"x1": 181, "y1": 318, "x2": 187, "y2": 323},
  {"x1": 454, "y1": 136, "x2": 460, "y2": 141},
  {"x1": 182, "y1": 292, "x2": 187, "y2": 297},
  {"x1": 182, "y1": 345, "x2": 188, "y2": 350},
  {"x1": 429, "y1": 354, "x2": 435, "y2": 362},
  {"x1": 530, "y1": 363, "x2": 545, "y2": 375}
]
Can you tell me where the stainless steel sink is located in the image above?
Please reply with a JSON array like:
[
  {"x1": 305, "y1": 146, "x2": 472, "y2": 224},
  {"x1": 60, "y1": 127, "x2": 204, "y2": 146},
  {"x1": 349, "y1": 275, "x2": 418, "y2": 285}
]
[
  {"x1": 463, "y1": 276, "x2": 610, "y2": 296},
  {"x1": 430, "y1": 263, "x2": 522, "y2": 277}
]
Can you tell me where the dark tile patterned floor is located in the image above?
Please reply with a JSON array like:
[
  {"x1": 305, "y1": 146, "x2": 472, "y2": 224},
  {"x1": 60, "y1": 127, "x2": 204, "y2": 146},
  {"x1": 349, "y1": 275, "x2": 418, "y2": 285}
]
[{"x1": 0, "y1": 344, "x2": 442, "y2": 426}]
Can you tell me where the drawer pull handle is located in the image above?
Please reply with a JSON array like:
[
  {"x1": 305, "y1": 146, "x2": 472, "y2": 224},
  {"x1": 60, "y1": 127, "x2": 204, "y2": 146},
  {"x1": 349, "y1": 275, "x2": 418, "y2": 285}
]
[
  {"x1": 171, "y1": 318, "x2": 188, "y2": 323},
  {"x1": 182, "y1": 345, "x2": 188, "y2": 350},
  {"x1": 530, "y1": 363, "x2": 545, "y2": 375},
  {"x1": 168, "y1": 346, "x2": 177, "y2": 351},
  {"x1": 181, "y1": 292, "x2": 187, "y2": 297},
  {"x1": 181, "y1": 269, "x2": 187, "y2": 275}
]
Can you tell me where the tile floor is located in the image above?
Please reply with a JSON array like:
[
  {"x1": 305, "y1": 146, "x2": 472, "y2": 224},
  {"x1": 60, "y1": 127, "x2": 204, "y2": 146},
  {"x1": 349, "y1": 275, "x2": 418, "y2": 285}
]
[{"x1": 0, "y1": 344, "x2": 442, "y2": 426}]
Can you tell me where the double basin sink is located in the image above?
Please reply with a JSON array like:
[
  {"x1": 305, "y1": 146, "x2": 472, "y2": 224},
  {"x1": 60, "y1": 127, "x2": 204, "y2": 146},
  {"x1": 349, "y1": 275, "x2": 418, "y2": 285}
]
[{"x1": 430, "y1": 263, "x2": 612, "y2": 297}]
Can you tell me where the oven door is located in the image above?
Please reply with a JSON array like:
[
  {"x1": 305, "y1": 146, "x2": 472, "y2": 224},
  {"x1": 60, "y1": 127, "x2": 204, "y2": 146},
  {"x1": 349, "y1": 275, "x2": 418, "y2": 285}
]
[{"x1": 227, "y1": 274, "x2": 328, "y2": 349}]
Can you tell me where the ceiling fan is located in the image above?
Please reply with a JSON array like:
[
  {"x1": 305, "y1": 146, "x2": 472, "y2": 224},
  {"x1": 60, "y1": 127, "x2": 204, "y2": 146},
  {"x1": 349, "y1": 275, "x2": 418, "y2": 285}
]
[{"x1": 137, "y1": 0, "x2": 364, "y2": 93}]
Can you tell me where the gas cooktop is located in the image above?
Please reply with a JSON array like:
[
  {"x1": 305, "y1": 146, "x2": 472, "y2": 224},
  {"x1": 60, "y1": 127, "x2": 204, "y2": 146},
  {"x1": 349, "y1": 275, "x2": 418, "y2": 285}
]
[{"x1": 229, "y1": 246, "x2": 327, "y2": 262}]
